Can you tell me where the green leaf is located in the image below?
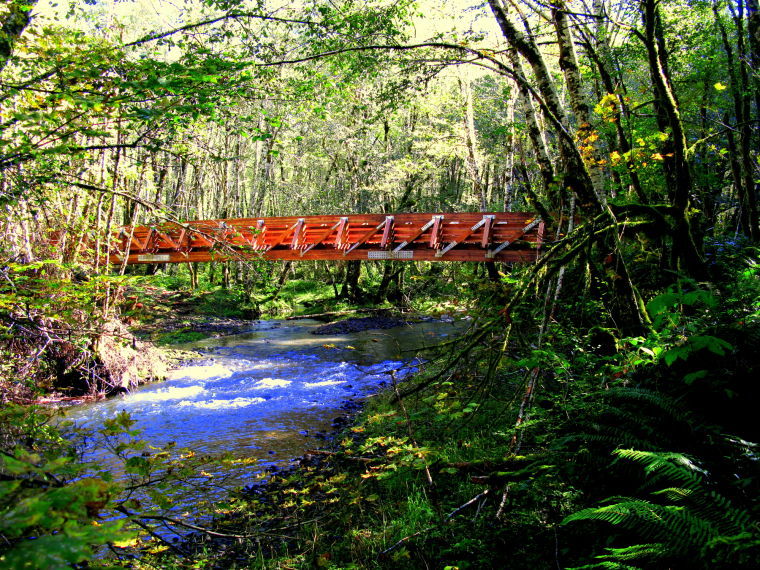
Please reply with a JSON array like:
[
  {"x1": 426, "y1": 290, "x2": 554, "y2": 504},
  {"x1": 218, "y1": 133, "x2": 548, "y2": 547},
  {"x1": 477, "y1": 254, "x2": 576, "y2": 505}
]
[
  {"x1": 688, "y1": 335, "x2": 732, "y2": 356},
  {"x1": 683, "y1": 370, "x2": 708, "y2": 385},
  {"x1": 646, "y1": 292, "x2": 679, "y2": 317}
]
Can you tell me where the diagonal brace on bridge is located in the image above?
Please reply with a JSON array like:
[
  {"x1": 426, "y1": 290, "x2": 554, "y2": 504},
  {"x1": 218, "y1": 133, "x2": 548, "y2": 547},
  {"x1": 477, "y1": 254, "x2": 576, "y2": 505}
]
[{"x1": 103, "y1": 213, "x2": 544, "y2": 265}]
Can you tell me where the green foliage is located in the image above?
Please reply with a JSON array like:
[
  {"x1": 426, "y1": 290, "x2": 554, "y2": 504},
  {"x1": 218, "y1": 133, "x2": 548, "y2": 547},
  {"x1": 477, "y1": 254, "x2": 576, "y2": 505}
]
[
  {"x1": 0, "y1": 0, "x2": 758, "y2": 566},
  {"x1": 0, "y1": 405, "x2": 133, "y2": 568},
  {"x1": 563, "y1": 449, "x2": 758, "y2": 568},
  {"x1": 193, "y1": 287, "x2": 249, "y2": 318},
  {"x1": 121, "y1": 244, "x2": 759, "y2": 569},
  {"x1": 596, "y1": 280, "x2": 737, "y2": 386},
  {"x1": 0, "y1": 403, "x2": 242, "y2": 567},
  {"x1": 0, "y1": 261, "x2": 144, "y2": 397}
]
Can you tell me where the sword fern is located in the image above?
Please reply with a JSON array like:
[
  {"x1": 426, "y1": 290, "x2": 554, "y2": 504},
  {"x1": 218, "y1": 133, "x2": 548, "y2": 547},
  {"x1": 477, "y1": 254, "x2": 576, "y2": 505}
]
[{"x1": 563, "y1": 449, "x2": 758, "y2": 568}]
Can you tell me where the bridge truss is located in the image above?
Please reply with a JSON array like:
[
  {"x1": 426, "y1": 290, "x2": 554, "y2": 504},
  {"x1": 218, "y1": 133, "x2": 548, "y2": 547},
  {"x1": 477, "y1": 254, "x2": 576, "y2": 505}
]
[{"x1": 109, "y1": 212, "x2": 544, "y2": 265}]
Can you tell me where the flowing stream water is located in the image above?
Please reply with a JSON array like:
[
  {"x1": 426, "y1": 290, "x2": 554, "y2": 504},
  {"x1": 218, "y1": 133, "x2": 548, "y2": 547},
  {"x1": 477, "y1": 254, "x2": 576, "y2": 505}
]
[{"x1": 64, "y1": 318, "x2": 466, "y2": 519}]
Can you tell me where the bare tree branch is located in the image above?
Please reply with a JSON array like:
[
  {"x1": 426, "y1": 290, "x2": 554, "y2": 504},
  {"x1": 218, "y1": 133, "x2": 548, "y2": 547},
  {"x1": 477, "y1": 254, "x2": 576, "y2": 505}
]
[{"x1": 123, "y1": 10, "x2": 324, "y2": 48}]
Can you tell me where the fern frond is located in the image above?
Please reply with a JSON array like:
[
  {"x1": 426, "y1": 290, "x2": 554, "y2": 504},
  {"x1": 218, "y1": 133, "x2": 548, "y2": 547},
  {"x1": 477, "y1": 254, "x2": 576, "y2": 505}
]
[
  {"x1": 564, "y1": 498, "x2": 664, "y2": 528},
  {"x1": 599, "y1": 542, "x2": 669, "y2": 561},
  {"x1": 702, "y1": 531, "x2": 760, "y2": 565},
  {"x1": 565, "y1": 446, "x2": 758, "y2": 566},
  {"x1": 652, "y1": 486, "x2": 693, "y2": 502},
  {"x1": 564, "y1": 498, "x2": 720, "y2": 555},
  {"x1": 566, "y1": 562, "x2": 640, "y2": 570},
  {"x1": 612, "y1": 449, "x2": 705, "y2": 491},
  {"x1": 559, "y1": 429, "x2": 660, "y2": 451},
  {"x1": 687, "y1": 490, "x2": 752, "y2": 536},
  {"x1": 602, "y1": 388, "x2": 692, "y2": 424},
  {"x1": 597, "y1": 405, "x2": 658, "y2": 437}
]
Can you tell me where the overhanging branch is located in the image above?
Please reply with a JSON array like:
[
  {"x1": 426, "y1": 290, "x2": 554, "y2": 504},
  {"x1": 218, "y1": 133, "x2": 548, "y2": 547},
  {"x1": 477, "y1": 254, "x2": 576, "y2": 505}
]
[{"x1": 123, "y1": 10, "x2": 325, "y2": 48}]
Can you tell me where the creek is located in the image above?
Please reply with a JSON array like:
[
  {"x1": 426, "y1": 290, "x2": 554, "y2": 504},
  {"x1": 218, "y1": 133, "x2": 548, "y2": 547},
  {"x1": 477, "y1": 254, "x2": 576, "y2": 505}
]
[{"x1": 64, "y1": 317, "x2": 466, "y2": 518}]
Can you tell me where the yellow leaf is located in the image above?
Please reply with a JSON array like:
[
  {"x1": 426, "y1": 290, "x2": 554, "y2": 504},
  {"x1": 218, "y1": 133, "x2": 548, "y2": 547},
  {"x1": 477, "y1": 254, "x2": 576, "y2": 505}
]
[
  {"x1": 112, "y1": 536, "x2": 140, "y2": 548},
  {"x1": 714, "y1": 82, "x2": 727, "y2": 91}
]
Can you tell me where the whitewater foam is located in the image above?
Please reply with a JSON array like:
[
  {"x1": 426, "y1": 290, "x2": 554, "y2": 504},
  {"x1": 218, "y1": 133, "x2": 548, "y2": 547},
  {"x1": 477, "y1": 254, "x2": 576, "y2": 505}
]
[
  {"x1": 304, "y1": 380, "x2": 346, "y2": 388},
  {"x1": 177, "y1": 397, "x2": 266, "y2": 410},
  {"x1": 128, "y1": 385, "x2": 208, "y2": 403},
  {"x1": 251, "y1": 378, "x2": 292, "y2": 389},
  {"x1": 167, "y1": 364, "x2": 234, "y2": 381}
]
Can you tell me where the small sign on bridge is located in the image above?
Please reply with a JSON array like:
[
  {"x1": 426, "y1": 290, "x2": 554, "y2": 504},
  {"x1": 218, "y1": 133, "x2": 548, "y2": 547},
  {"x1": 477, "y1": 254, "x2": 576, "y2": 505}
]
[{"x1": 367, "y1": 250, "x2": 415, "y2": 260}]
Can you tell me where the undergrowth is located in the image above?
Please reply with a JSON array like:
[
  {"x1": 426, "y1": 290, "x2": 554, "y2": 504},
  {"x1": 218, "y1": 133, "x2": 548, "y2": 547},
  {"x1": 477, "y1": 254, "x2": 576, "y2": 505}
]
[
  {"x1": 137, "y1": 241, "x2": 760, "y2": 569},
  {"x1": 2, "y1": 244, "x2": 757, "y2": 568}
]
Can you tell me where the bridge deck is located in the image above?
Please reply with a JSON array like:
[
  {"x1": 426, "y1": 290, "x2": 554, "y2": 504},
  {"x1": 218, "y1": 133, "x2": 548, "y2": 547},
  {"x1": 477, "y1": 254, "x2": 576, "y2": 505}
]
[{"x1": 110, "y1": 213, "x2": 544, "y2": 264}]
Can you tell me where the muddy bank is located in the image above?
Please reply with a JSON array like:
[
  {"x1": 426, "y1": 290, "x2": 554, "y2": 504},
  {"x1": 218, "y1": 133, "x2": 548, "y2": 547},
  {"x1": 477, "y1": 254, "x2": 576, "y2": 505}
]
[{"x1": 0, "y1": 317, "x2": 170, "y2": 404}]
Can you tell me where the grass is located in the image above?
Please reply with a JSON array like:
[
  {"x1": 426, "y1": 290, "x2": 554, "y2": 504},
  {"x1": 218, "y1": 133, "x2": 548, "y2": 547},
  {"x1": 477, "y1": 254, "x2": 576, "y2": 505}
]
[
  {"x1": 254, "y1": 279, "x2": 340, "y2": 316},
  {"x1": 192, "y1": 288, "x2": 250, "y2": 318}
]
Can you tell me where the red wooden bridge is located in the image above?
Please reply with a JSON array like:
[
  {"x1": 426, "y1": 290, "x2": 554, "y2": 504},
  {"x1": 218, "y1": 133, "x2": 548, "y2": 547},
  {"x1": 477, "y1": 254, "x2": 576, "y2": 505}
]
[{"x1": 109, "y1": 212, "x2": 544, "y2": 265}]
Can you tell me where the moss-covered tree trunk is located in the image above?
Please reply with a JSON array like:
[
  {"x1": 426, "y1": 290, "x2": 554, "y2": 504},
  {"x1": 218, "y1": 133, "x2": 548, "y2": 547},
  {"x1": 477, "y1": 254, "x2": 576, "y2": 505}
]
[{"x1": 641, "y1": 0, "x2": 708, "y2": 279}]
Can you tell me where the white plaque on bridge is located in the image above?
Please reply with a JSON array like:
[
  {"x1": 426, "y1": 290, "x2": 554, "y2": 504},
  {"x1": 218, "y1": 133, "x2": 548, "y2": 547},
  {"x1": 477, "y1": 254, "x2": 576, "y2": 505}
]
[
  {"x1": 137, "y1": 254, "x2": 171, "y2": 262},
  {"x1": 367, "y1": 250, "x2": 414, "y2": 260}
]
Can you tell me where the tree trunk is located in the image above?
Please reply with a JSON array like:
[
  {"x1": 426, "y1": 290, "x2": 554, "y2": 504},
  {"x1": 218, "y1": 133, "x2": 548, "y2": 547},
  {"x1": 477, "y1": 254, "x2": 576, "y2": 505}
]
[
  {"x1": 582, "y1": 38, "x2": 646, "y2": 202},
  {"x1": 459, "y1": 76, "x2": 487, "y2": 211},
  {"x1": 487, "y1": 0, "x2": 598, "y2": 210},
  {"x1": 641, "y1": 0, "x2": 708, "y2": 278},
  {"x1": 733, "y1": 1, "x2": 759, "y2": 239},
  {"x1": 374, "y1": 261, "x2": 394, "y2": 303},
  {"x1": 222, "y1": 262, "x2": 230, "y2": 290},
  {"x1": 506, "y1": 47, "x2": 555, "y2": 223},
  {"x1": 714, "y1": 3, "x2": 756, "y2": 238},
  {"x1": 502, "y1": 85, "x2": 517, "y2": 211},
  {"x1": 748, "y1": 0, "x2": 760, "y2": 124},
  {"x1": 189, "y1": 262, "x2": 198, "y2": 290},
  {"x1": 340, "y1": 260, "x2": 362, "y2": 302},
  {"x1": 552, "y1": 0, "x2": 606, "y2": 200}
]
